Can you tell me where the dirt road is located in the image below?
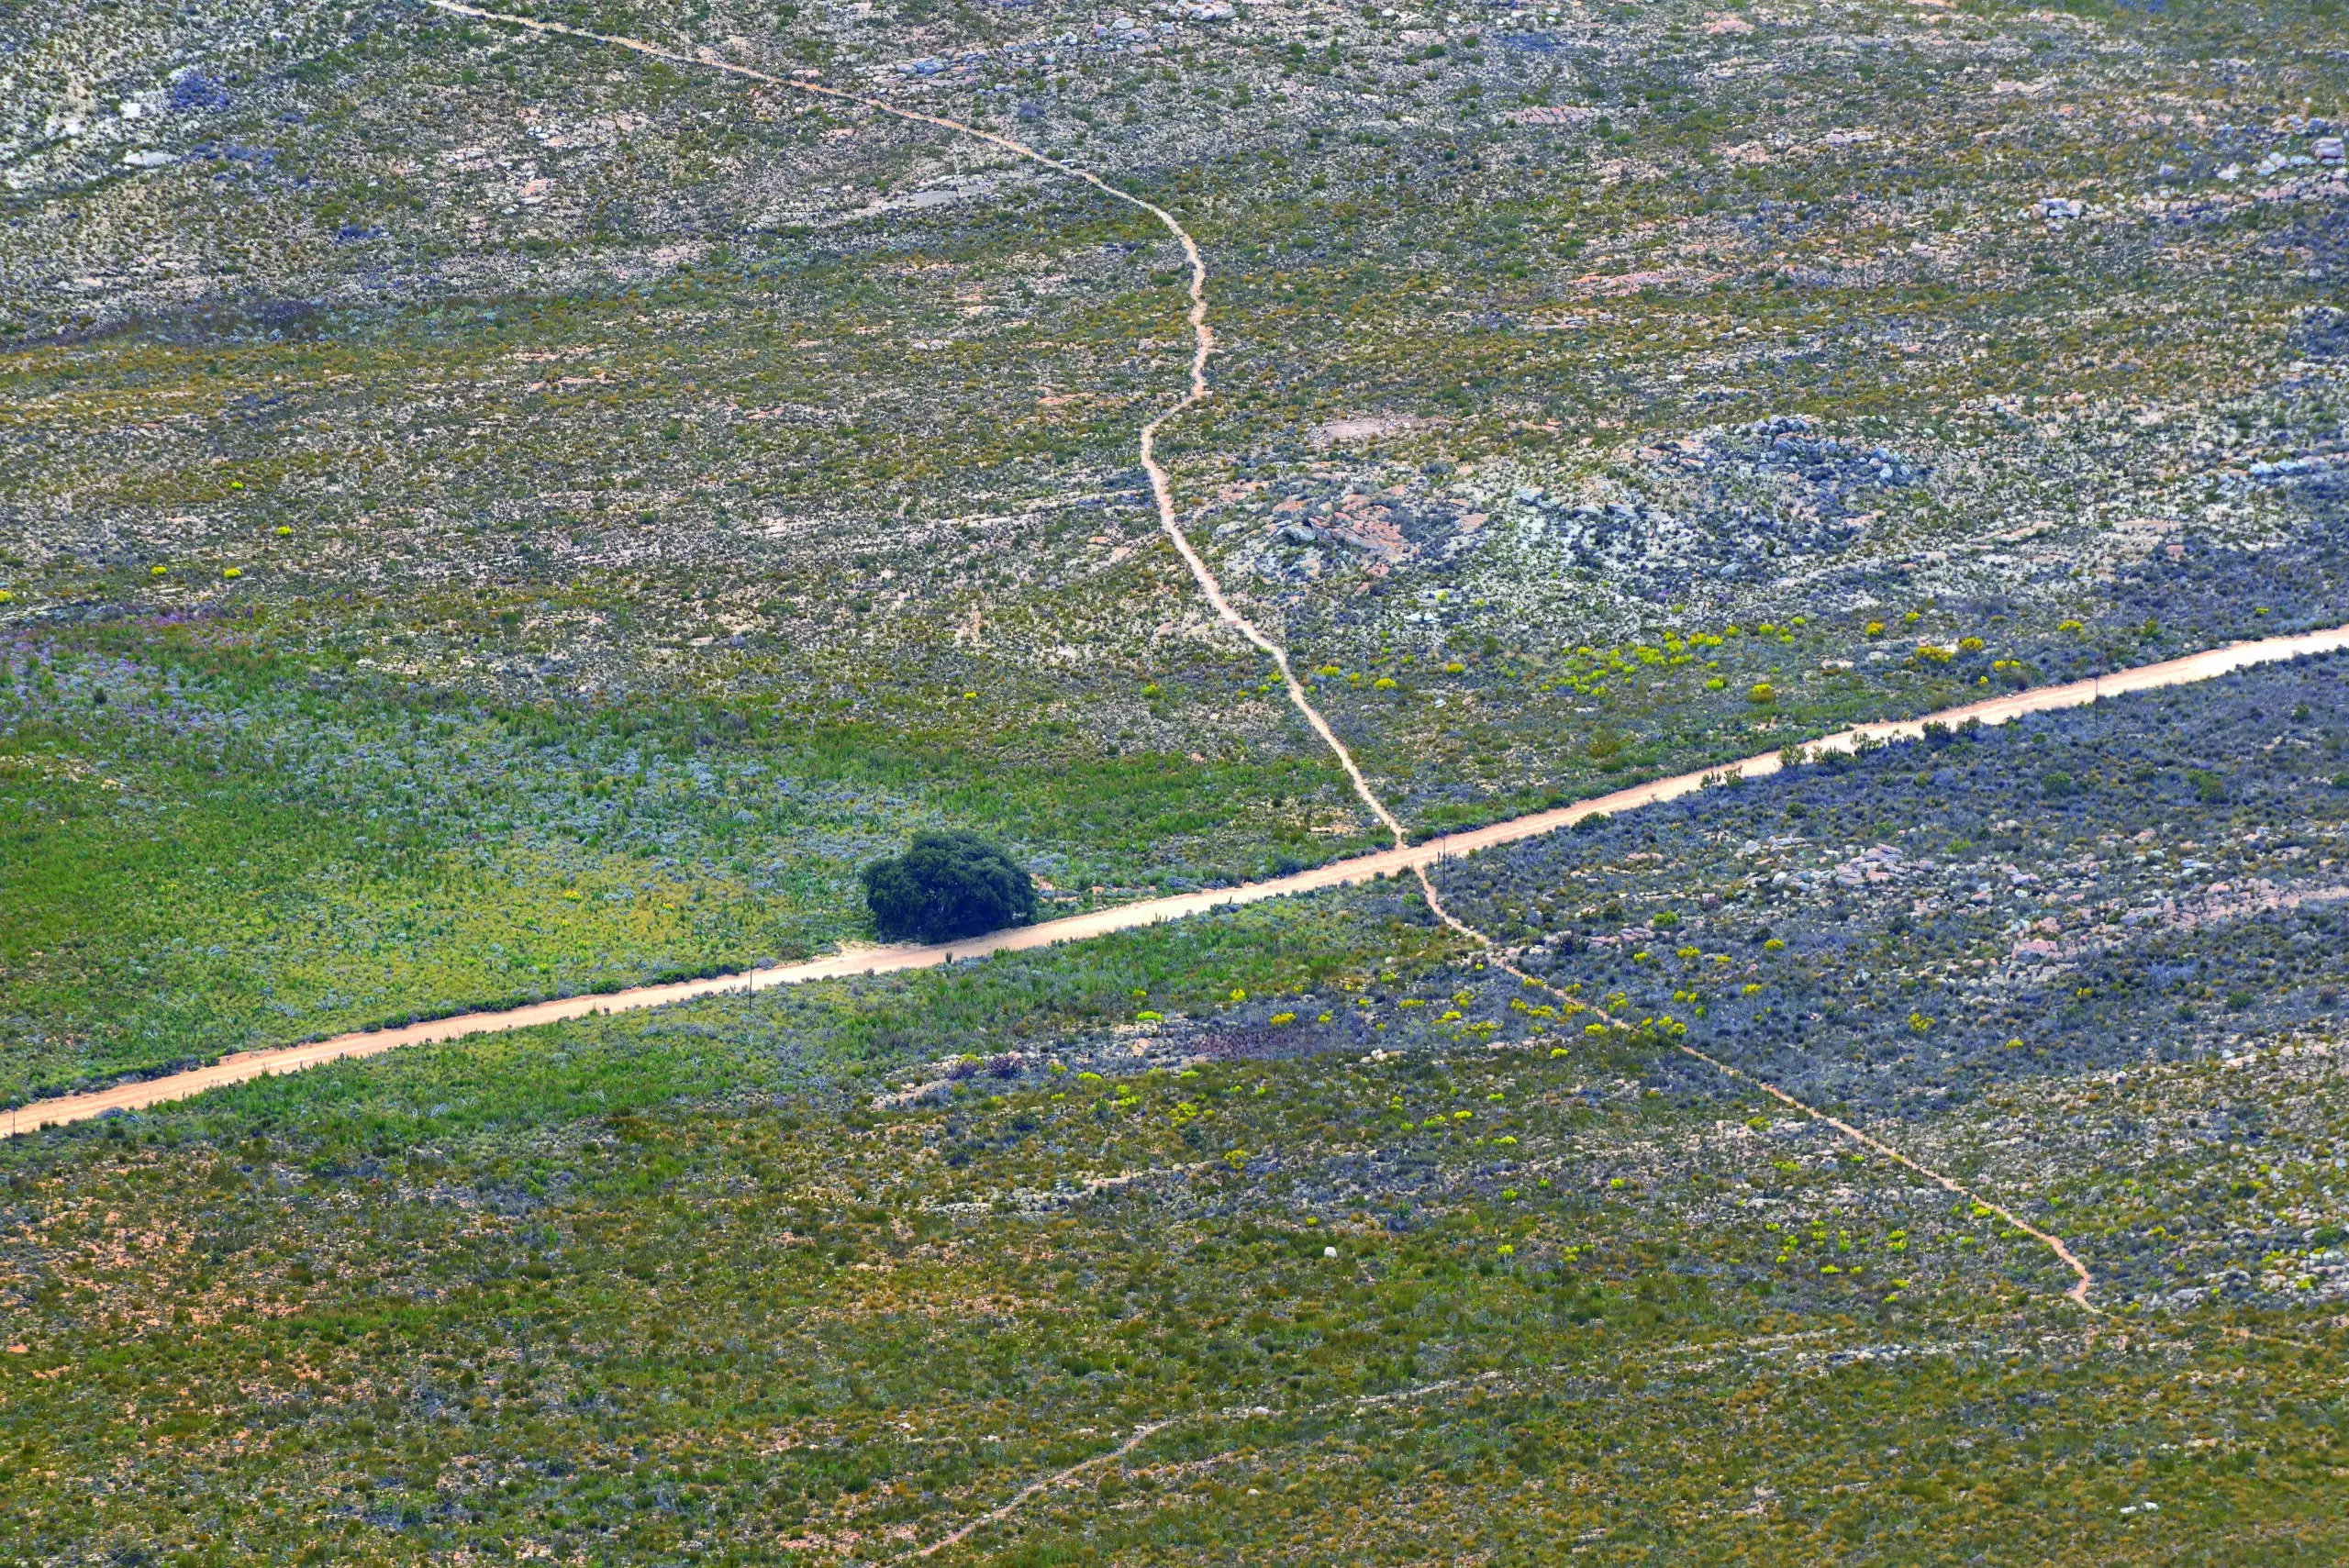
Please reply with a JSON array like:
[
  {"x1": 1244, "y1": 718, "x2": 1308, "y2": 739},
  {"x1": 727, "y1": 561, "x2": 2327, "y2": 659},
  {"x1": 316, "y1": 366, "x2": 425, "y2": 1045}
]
[{"x1": 17, "y1": 622, "x2": 2343, "y2": 1134}]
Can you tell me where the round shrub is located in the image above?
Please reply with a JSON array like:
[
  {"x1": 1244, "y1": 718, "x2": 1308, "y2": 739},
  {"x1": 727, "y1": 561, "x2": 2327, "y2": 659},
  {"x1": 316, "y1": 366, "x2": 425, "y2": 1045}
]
[{"x1": 862, "y1": 829, "x2": 1038, "y2": 943}]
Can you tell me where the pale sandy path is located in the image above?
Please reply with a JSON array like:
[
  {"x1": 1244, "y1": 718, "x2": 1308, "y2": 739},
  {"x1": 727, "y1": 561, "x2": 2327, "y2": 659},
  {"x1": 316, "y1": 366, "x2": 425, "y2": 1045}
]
[
  {"x1": 905, "y1": 1420, "x2": 1168, "y2": 1561},
  {"x1": 15, "y1": 627, "x2": 2345, "y2": 1134},
  {"x1": 33, "y1": 5, "x2": 2349, "y2": 1310},
  {"x1": 1674, "y1": 1038, "x2": 2101, "y2": 1309},
  {"x1": 417, "y1": 3, "x2": 1399, "y2": 839}
]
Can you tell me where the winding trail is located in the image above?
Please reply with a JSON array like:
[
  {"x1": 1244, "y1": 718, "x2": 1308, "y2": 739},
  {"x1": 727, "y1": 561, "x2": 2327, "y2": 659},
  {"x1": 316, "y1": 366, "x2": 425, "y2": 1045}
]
[
  {"x1": 42, "y1": 0, "x2": 2349, "y2": 1310},
  {"x1": 905, "y1": 1420, "x2": 1168, "y2": 1561},
  {"x1": 1404, "y1": 862, "x2": 2108, "y2": 1304},
  {"x1": 416, "y1": 0, "x2": 1398, "y2": 834},
  {"x1": 1674, "y1": 1037, "x2": 2100, "y2": 1308}
]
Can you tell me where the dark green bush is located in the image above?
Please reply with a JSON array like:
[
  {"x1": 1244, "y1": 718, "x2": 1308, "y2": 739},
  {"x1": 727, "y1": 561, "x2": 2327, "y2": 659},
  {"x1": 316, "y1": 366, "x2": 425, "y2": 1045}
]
[{"x1": 862, "y1": 830, "x2": 1037, "y2": 943}]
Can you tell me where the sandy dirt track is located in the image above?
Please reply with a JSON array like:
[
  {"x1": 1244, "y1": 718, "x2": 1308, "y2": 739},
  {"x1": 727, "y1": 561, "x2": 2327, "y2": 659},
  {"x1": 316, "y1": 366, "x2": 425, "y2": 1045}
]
[{"x1": 14, "y1": 623, "x2": 2343, "y2": 1133}]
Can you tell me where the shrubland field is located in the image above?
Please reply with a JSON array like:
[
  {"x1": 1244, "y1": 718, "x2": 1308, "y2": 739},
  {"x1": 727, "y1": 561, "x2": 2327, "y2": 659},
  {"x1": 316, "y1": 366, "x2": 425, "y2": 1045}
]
[
  {"x1": 7, "y1": 664, "x2": 2349, "y2": 1562},
  {"x1": 3, "y1": 0, "x2": 2348, "y2": 1559},
  {"x1": 6, "y1": 0, "x2": 2346, "y2": 1094},
  {"x1": 9, "y1": 1038, "x2": 2346, "y2": 1565}
]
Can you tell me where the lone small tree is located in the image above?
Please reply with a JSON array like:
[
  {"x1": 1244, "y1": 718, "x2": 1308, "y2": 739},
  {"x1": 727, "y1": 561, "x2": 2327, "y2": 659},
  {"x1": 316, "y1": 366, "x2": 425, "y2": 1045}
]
[{"x1": 862, "y1": 829, "x2": 1037, "y2": 943}]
